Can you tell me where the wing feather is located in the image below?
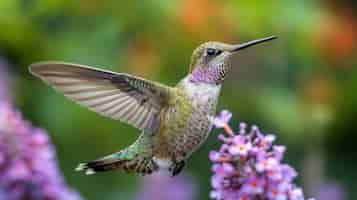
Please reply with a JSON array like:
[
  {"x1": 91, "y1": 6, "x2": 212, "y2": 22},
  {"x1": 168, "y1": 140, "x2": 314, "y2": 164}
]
[{"x1": 29, "y1": 62, "x2": 172, "y2": 131}]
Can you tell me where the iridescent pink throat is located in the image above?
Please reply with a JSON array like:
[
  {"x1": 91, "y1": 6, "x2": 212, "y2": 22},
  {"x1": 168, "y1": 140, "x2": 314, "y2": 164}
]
[{"x1": 189, "y1": 66, "x2": 226, "y2": 85}]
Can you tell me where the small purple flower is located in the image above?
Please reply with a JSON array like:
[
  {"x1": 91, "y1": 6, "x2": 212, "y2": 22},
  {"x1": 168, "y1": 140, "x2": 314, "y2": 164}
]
[
  {"x1": 210, "y1": 110, "x2": 311, "y2": 200},
  {"x1": 212, "y1": 163, "x2": 235, "y2": 177},
  {"x1": 0, "y1": 103, "x2": 82, "y2": 200},
  {"x1": 267, "y1": 185, "x2": 287, "y2": 200},
  {"x1": 273, "y1": 145, "x2": 286, "y2": 161},
  {"x1": 229, "y1": 135, "x2": 252, "y2": 157},
  {"x1": 241, "y1": 176, "x2": 265, "y2": 195},
  {"x1": 255, "y1": 156, "x2": 279, "y2": 173},
  {"x1": 212, "y1": 110, "x2": 232, "y2": 128},
  {"x1": 209, "y1": 151, "x2": 223, "y2": 162},
  {"x1": 289, "y1": 188, "x2": 304, "y2": 200},
  {"x1": 281, "y1": 165, "x2": 297, "y2": 182}
]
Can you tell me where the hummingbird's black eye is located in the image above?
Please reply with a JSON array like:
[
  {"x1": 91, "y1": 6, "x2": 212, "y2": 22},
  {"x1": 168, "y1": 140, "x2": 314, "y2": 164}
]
[
  {"x1": 206, "y1": 48, "x2": 216, "y2": 56},
  {"x1": 206, "y1": 48, "x2": 222, "y2": 56}
]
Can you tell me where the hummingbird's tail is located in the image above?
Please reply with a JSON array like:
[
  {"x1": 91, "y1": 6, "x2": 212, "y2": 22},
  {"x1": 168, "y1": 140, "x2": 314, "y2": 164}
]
[
  {"x1": 76, "y1": 134, "x2": 158, "y2": 175},
  {"x1": 75, "y1": 153, "x2": 158, "y2": 175}
]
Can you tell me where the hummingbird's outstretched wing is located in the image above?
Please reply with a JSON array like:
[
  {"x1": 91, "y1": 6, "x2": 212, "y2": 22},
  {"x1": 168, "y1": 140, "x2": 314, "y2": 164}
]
[{"x1": 29, "y1": 62, "x2": 171, "y2": 131}]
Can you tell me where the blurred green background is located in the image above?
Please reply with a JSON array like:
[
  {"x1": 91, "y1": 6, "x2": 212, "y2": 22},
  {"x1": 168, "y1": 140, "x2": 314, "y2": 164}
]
[{"x1": 1, "y1": 0, "x2": 356, "y2": 199}]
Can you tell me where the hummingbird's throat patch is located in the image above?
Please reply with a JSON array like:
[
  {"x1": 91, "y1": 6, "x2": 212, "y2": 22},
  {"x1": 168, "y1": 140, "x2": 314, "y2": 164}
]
[{"x1": 189, "y1": 66, "x2": 225, "y2": 84}]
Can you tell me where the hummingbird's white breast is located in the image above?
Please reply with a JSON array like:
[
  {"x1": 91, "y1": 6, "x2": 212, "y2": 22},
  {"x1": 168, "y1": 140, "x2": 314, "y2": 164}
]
[
  {"x1": 153, "y1": 76, "x2": 222, "y2": 171},
  {"x1": 167, "y1": 76, "x2": 222, "y2": 160},
  {"x1": 179, "y1": 76, "x2": 222, "y2": 107}
]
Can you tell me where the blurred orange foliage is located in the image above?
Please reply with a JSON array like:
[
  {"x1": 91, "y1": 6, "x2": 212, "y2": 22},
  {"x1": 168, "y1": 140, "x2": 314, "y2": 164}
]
[
  {"x1": 313, "y1": 4, "x2": 357, "y2": 67},
  {"x1": 176, "y1": 0, "x2": 237, "y2": 41}
]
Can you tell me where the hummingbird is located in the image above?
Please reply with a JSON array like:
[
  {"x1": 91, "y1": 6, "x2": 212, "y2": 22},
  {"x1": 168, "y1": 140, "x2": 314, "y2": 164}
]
[{"x1": 29, "y1": 36, "x2": 277, "y2": 176}]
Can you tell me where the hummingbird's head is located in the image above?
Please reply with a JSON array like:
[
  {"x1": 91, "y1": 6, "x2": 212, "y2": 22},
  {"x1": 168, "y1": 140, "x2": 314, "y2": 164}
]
[
  {"x1": 189, "y1": 36, "x2": 278, "y2": 72},
  {"x1": 188, "y1": 36, "x2": 277, "y2": 84}
]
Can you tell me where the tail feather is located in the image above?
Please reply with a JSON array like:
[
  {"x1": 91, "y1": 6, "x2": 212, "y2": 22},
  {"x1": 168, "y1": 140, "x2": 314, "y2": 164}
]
[
  {"x1": 76, "y1": 132, "x2": 157, "y2": 175},
  {"x1": 75, "y1": 153, "x2": 158, "y2": 175}
]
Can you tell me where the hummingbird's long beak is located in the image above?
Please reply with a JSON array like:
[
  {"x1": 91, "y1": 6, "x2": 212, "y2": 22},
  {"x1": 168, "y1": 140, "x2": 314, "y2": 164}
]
[{"x1": 230, "y1": 36, "x2": 278, "y2": 52}]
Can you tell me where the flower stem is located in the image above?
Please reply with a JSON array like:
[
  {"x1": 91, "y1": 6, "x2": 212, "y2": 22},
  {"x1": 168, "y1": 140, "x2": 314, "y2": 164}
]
[{"x1": 223, "y1": 124, "x2": 234, "y2": 136}]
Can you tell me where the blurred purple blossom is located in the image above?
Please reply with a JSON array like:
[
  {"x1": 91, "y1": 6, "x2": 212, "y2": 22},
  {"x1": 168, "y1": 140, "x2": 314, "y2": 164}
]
[
  {"x1": 0, "y1": 103, "x2": 82, "y2": 200},
  {"x1": 209, "y1": 110, "x2": 312, "y2": 200},
  {"x1": 135, "y1": 172, "x2": 196, "y2": 200},
  {"x1": 317, "y1": 183, "x2": 346, "y2": 200}
]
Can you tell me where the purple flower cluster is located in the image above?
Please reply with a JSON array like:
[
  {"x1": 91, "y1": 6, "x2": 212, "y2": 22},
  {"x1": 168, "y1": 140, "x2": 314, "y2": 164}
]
[
  {"x1": 0, "y1": 103, "x2": 82, "y2": 200},
  {"x1": 210, "y1": 110, "x2": 311, "y2": 200},
  {"x1": 135, "y1": 172, "x2": 196, "y2": 200}
]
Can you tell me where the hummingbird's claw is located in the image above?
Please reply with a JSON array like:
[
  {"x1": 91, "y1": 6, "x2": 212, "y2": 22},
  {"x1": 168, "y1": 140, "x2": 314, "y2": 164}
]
[{"x1": 169, "y1": 160, "x2": 186, "y2": 177}]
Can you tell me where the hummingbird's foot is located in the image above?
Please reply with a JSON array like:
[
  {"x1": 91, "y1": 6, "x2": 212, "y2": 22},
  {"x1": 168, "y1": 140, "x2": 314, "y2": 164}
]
[{"x1": 169, "y1": 160, "x2": 186, "y2": 177}]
